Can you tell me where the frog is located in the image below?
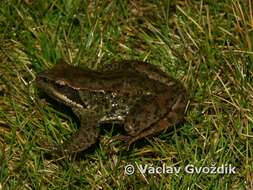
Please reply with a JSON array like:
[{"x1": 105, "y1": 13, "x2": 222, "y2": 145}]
[{"x1": 36, "y1": 60, "x2": 187, "y2": 154}]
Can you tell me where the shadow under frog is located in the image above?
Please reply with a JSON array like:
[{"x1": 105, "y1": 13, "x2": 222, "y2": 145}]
[{"x1": 36, "y1": 60, "x2": 187, "y2": 154}]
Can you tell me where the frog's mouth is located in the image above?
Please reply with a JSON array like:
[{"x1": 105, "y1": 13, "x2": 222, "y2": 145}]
[{"x1": 36, "y1": 76, "x2": 84, "y2": 109}]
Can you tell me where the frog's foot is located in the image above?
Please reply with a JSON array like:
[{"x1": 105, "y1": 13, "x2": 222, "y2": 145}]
[{"x1": 112, "y1": 135, "x2": 133, "y2": 150}]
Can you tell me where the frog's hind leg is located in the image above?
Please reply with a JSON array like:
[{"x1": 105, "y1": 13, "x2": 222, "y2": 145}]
[
  {"x1": 124, "y1": 94, "x2": 170, "y2": 137},
  {"x1": 119, "y1": 93, "x2": 187, "y2": 150},
  {"x1": 119, "y1": 110, "x2": 184, "y2": 150},
  {"x1": 57, "y1": 110, "x2": 100, "y2": 154},
  {"x1": 113, "y1": 95, "x2": 167, "y2": 150}
]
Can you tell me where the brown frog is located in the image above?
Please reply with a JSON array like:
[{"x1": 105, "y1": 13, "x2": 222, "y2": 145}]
[{"x1": 36, "y1": 60, "x2": 187, "y2": 153}]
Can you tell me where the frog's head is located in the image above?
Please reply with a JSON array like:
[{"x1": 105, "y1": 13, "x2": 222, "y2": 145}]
[{"x1": 36, "y1": 62, "x2": 85, "y2": 108}]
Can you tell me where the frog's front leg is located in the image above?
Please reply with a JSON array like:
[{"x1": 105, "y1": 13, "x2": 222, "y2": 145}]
[{"x1": 57, "y1": 108, "x2": 100, "y2": 154}]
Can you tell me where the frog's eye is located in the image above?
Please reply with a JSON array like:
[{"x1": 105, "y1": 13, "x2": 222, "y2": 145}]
[
  {"x1": 54, "y1": 83, "x2": 64, "y2": 89},
  {"x1": 56, "y1": 80, "x2": 67, "y2": 86}
]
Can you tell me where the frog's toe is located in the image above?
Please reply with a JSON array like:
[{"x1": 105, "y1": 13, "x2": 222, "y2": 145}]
[
  {"x1": 113, "y1": 135, "x2": 135, "y2": 150},
  {"x1": 113, "y1": 135, "x2": 131, "y2": 142}
]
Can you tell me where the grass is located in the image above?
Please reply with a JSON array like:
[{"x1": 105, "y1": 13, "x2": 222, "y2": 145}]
[{"x1": 0, "y1": 0, "x2": 252, "y2": 189}]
